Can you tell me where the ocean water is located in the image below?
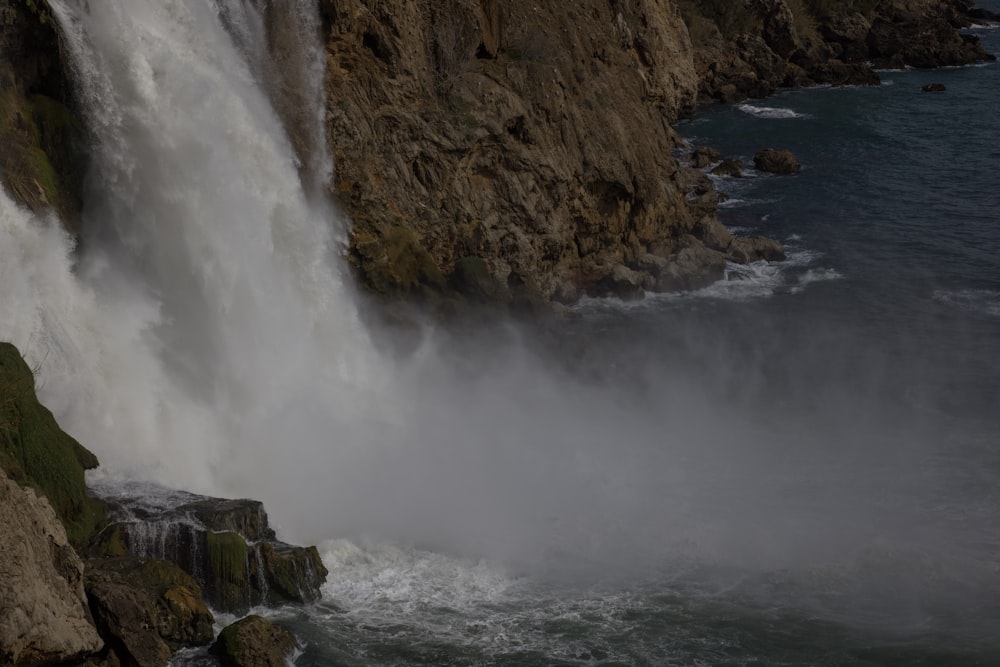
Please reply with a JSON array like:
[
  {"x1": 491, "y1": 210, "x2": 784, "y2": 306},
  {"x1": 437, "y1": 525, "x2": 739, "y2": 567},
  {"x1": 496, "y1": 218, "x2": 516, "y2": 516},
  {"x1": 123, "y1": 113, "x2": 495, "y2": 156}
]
[{"x1": 2, "y1": 1, "x2": 999, "y2": 665}]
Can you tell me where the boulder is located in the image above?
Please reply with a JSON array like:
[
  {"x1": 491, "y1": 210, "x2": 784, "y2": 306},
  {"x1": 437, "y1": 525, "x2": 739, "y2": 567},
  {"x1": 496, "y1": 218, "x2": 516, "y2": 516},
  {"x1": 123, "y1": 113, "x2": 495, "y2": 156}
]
[
  {"x1": 710, "y1": 159, "x2": 744, "y2": 177},
  {"x1": 754, "y1": 148, "x2": 801, "y2": 174},
  {"x1": 210, "y1": 616, "x2": 299, "y2": 667},
  {"x1": 654, "y1": 241, "x2": 727, "y2": 292},
  {"x1": 922, "y1": 82, "x2": 946, "y2": 92},
  {"x1": 0, "y1": 467, "x2": 103, "y2": 666},
  {"x1": 728, "y1": 236, "x2": 786, "y2": 263},
  {"x1": 85, "y1": 558, "x2": 214, "y2": 667},
  {"x1": 689, "y1": 146, "x2": 722, "y2": 168}
]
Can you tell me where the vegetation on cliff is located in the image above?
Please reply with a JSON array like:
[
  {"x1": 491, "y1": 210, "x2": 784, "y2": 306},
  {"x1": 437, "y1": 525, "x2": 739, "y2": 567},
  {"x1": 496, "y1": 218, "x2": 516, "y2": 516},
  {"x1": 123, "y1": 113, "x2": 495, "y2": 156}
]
[
  {"x1": 0, "y1": 343, "x2": 103, "y2": 546},
  {"x1": 0, "y1": 0, "x2": 85, "y2": 225}
]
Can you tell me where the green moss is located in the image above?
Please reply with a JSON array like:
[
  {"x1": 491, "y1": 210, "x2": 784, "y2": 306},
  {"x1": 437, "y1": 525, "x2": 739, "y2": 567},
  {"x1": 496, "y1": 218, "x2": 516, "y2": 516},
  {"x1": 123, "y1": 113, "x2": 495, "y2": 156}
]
[
  {"x1": 205, "y1": 531, "x2": 250, "y2": 610},
  {"x1": 0, "y1": 343, "x2": 103, "y2": 546}
]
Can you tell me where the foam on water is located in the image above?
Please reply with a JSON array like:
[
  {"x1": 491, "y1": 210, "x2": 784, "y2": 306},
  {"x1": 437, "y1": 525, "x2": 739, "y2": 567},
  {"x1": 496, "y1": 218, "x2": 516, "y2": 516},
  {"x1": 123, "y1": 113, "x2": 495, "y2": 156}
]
[
  {"x1": 934, "y1": 288, "x2": 1000, "y2": 316},
  {"x1": 736, "y1": 103, "x2": 805, "y2": 119}
]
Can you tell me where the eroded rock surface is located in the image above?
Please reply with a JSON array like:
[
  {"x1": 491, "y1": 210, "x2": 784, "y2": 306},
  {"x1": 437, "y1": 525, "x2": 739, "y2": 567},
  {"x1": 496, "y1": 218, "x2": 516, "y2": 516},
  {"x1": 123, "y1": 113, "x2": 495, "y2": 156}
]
[
  {"x1": 0, "y1": 467, "x2": 103, "y2": 666},
  {"x1": 90, "y1": 485, "x2": 328, "y2": 614},
  {"x1": 321, "y1": 0, "x2": 771, "y2": 303}
]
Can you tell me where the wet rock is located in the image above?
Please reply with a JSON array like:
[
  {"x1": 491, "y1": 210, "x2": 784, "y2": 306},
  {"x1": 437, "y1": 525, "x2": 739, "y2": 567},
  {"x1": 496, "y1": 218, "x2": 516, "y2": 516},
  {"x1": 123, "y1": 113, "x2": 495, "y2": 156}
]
[
  {"x1": 922, "y1": 82, "x2": 946, "y2": 92},
  {"x1": 728, "y1": 236, "x2": 786, "y2": 263},
  {"x1": 653, "y1": 242, "x2": 727, "y2": 292},
  {"x1": 210, "y1": 615, "x2": 299, "y2": 667},
  {"x1": 90, "y1": 489, "x2": 327, "y2": 614},
  {"x1": 0, "y1": 467, "x2": 103, "y2": 666},
  {"x1": 0, "y1": 342, "x2": 104, "y2": 546},
  {"x1": 710, "y1": 159, "x2": 744, "y2": 177},
  {"x1": 690, "y1": 146, "x2": 722, "y2": 168},
  {"x1": 754, "y1": 148, "x2": 800, "y2": 174},
  {"x1": 85, "y1": 558, "x2": 213, "y2": 667}
]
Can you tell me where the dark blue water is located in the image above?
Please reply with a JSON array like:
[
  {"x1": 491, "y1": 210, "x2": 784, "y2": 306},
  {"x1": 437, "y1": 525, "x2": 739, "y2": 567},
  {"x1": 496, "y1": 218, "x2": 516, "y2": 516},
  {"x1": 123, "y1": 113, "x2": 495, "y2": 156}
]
[{"x1": 180, "y1": 18, "x2": 1000, "y2": 667}]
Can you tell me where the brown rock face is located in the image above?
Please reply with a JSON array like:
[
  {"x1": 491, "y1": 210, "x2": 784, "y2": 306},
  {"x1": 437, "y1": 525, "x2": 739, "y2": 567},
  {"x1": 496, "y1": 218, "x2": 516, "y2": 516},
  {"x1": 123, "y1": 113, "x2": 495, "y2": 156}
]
[
  {"x1": 0, "y1": 468, "x2": 103, "y2": 666},
  {"x1": 320, "y1": 0, "x2": 769, "y2": 303}
]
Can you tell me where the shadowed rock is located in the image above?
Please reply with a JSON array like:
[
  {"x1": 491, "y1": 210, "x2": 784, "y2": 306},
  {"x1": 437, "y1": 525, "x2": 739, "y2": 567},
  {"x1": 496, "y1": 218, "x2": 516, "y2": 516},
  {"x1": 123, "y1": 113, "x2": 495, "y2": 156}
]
[
  {"x1": 754, "y1": 148, "x2": 800, "y2": 174},
  {"x1": 85, "y1": 557, "x2": 214, "y2": 667},
  {"x1": 90, "y1": 489, "x2": 328, "y2": 614},
  {"x1": 210, "y1": 615, "x2": 300, "y2": 667}
]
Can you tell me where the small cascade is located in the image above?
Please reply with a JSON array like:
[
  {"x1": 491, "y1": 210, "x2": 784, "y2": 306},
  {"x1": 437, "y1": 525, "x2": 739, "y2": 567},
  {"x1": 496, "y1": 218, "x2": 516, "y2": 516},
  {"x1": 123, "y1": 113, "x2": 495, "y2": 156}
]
[
  {"x1": 253, "y1": 542, "x2": 270, "y2": 606},
  {"x1": 89, "y1": 481, "x2": 327, "y2": 613}
]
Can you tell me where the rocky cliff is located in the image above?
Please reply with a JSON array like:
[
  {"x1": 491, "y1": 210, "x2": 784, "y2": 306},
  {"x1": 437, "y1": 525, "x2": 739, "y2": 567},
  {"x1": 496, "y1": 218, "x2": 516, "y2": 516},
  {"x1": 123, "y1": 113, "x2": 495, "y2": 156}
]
[
  {"x1": 0, "y1": 342, "x2": 326, "y2": 666},
  {"x1": 0, "y1": 467, "x2": 103, "y2": 666},
  {"x1": 679, "y1": 0, "x2": 995, "y2": 103},
  {"x1": 319, "y1": 0, "x2": 994, "y2": 307},
  {"x1": 0, "y1": 0, "x2": 84, "y2": 225},
  {"x1": 2, "y1": 0, "x2": 993, "y2": 307},
  {"x1": 321, "y1": 0, "x2": 784, "y2": 306}
]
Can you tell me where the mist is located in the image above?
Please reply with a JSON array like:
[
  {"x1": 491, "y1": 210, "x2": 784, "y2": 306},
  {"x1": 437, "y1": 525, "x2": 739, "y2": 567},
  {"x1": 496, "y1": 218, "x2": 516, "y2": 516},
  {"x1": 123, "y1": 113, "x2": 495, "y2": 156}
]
[{"x1": 2, "y1": 0, "x2": 997, "y2": 647}]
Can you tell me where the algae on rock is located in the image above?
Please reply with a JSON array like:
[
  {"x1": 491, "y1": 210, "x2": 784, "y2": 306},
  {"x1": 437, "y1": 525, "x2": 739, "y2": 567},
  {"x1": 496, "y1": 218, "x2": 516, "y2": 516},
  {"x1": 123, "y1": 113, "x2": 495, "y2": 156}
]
[{"x1": 0, "y1": 342, "x2": 103, "y2": 546}]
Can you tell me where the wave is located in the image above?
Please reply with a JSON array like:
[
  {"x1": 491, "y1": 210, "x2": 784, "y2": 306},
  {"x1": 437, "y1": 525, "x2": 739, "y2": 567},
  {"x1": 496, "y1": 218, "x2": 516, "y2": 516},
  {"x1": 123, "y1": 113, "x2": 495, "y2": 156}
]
[
  {"x1": 736, "y1": 103, "x2": 805, "y2": 119},
  {"x1": 934, "y1": 288, "x2": 1000, "y2": 316}
]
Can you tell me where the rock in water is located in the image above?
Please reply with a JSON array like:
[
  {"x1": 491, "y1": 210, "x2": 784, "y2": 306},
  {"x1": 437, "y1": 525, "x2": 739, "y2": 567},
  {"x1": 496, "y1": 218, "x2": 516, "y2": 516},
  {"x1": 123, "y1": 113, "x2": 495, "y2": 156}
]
[
  {"x1": 711, "y1": 159, "x2": 744, "y2": 177},
  {"x1": 0, "y1": 467, "x2": 103, "y2": 666},
  {"x1": 85, "y1": 557, "x2": 214, "y2": 667},
  {"x1": 922, "y1": 83, "x2": 946, "y2": 92},
  {"x1": 90, "y1": 487, "x2": 328, "y2": 613},
  {"x1": 754, "y1": 148, "x2": 801, "y2": 174},
  {"x1": 210, "y1": 615, "x2": 300, "y2": 667}
]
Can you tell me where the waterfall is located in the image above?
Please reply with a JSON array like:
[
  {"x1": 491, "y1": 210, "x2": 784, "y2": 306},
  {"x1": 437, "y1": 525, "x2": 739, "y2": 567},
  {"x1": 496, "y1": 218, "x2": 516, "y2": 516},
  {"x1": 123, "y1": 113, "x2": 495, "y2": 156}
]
[{"x1": 1, "y1": 0, "x2": 399, "y2": 537}]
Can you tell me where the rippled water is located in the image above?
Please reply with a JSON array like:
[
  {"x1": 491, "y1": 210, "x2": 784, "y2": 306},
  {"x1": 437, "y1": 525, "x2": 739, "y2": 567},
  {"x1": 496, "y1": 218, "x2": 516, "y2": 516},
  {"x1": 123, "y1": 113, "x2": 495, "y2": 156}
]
[{"x1": 218, "y1": 19, "x2": 1000, "y2": 667}]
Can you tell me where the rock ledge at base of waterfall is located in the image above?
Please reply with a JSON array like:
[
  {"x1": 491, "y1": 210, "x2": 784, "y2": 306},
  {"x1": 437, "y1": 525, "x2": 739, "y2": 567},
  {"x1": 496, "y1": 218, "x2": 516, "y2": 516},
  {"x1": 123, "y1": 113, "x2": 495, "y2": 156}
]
[{"x1": 87, "y1": 487, "x2": 328, "y2": 615}]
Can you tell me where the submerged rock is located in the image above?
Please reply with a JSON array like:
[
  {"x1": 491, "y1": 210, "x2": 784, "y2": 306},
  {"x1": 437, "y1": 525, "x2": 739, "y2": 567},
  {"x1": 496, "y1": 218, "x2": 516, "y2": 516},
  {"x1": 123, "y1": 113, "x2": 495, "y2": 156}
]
[
  {"x1": 0, "y1": 467, "x2": 103, "y2": 666},
  {"x1": 922, "y1": 82, "x2": 946, "y2": 92},
  {"x1": 210, "y1": 615, "x2": 299, "y2": 667},
  {"x1": 90, "y1": 487, "x2": 327, "y2": 614},
  {"x1": 754, "y1": 148, "x2": 801, "y2": 174}
]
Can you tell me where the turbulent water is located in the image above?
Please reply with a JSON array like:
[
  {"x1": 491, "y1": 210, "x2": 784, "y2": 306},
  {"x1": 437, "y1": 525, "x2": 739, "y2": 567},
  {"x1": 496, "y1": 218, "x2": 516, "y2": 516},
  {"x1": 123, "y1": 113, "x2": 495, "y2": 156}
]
[{"x1": 2, "y1": 1, "x2": 1000, "y2": 665}]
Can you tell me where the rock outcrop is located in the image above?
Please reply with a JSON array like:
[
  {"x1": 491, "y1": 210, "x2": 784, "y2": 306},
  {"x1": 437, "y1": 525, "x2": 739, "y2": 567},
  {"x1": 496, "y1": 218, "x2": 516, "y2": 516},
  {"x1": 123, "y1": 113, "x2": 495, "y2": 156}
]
[
  {"x1": 84, "y1": 558, "x2": 214, "y2": 667},
  {"x1": 0, "y1": 467, "x2": 103, "y2": 666},
  {"x1": 90, "y1": 490, "x2": 328, "y2": 614},
  {"x1": 679, "y1": 0, "x2": 995, "y2": 105},
  {"x1": 210, "y1": 615, "x2": 300, "y2": 667},
  {"x1": 0, "y1": 342, "x2": 103, "y2": 546},
  {"x1": 754, "y1": 148, "x2": 801, "y2": 174},
  {"x1": 320, "y1": 0, "x2": 780, "y2": 304}
]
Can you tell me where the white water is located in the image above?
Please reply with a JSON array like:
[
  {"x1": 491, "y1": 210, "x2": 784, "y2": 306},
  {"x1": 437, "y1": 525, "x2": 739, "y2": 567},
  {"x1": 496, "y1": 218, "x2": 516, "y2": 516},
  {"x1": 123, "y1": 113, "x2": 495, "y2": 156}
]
[{"x1": 5, "y1": 5, "x2": 1000, "y2": 661}]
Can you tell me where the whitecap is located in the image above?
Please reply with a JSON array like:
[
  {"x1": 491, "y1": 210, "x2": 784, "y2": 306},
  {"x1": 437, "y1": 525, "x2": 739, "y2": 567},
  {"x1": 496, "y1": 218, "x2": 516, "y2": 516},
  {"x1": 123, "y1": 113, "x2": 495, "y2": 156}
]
[
  {"x1": 736, "y1": 103, "x2": 805, "y2": 119},
  {"x1": 933, "y1": 289, "x2": 1000, "y2": 316}
]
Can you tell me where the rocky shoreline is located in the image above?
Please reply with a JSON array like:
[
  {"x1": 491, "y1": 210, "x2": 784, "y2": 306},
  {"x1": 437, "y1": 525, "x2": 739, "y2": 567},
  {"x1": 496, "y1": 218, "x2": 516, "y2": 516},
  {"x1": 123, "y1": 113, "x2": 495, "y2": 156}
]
[
  {"x1": 3, "y1": 0, "x2": 995, "y2": 313},
  {"x1": 1, "y1": 343, "x2": 317, "y2": 666},
  {"x1": 1, "y1": 1, "x2": 998, "y2": 664}
]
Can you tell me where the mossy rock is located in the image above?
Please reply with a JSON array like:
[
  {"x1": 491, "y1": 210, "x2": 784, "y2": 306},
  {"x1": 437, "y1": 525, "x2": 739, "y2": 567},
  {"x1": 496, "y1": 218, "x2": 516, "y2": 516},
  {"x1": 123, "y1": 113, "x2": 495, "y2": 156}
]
[
  {"x1": 210, "y1": 615, "x2": 300, "y2": 667},
  {"x1": 0, "y1": 342, "x2": 103, "y2": 546},
  {"x1": 205, "y1": 530, "x2": 253, "y2": 611},
  {"x1": 85, "y1": 556, "x2": 215, "y2": 662}
]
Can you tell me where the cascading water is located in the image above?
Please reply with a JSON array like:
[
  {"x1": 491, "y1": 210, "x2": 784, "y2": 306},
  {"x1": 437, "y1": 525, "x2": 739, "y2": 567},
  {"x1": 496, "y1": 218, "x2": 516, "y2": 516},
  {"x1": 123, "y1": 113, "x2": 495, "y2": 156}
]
[
  {"x1": 4, "y1": 0, "x2": 1000, "y2": 663},
  {"x1": 8, "y1": 0, "x2": 391, "y2": 513}
]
